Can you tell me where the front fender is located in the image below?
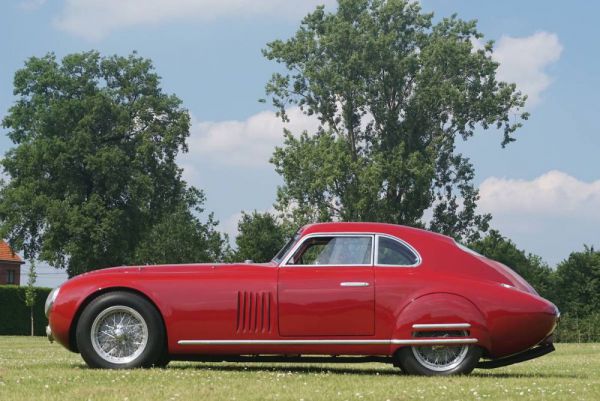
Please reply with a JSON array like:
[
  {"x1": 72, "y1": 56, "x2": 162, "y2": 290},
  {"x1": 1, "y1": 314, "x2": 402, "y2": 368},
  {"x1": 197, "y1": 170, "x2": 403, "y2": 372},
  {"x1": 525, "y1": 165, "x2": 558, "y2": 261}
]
[
  {"x1": 391, "y1": 292, "x2": 491, "y2": 354},
  {"x1": 49, "y1": 273, "x2": 173, "y2": 352}
]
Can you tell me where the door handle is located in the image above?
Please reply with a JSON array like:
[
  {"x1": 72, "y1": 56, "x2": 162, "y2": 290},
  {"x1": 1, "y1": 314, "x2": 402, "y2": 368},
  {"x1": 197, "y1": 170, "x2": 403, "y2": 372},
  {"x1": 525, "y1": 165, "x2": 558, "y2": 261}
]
[{"x1": 340, "y1": 282, "x2": 370, "y2": 287}]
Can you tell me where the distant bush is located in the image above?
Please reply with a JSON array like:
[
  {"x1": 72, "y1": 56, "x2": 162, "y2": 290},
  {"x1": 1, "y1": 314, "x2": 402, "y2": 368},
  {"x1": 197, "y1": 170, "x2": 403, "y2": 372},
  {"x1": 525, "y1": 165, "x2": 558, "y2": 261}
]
[
  {"x1": 554, "y1": 313, "x2": 600, "y2": 343},
  {"x1": 0, "y1": 285, "x2": 51, "y2": 336}
]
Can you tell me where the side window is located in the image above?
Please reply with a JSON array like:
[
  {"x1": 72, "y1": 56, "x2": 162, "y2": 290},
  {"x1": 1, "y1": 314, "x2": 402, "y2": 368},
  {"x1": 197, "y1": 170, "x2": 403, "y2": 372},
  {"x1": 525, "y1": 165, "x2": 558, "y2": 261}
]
[
  {"x1": 288, "y1": 236, "x2": 373, "y2": 266},
  {"x1": 377, "y1": 236, "x2": 418, "y2": 266}
]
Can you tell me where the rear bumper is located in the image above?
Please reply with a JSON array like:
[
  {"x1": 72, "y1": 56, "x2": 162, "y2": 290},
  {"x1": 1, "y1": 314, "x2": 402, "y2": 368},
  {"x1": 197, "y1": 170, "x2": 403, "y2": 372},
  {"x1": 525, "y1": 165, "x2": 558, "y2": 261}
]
[{"x1": 477, "y1": 341, "x2": 555, "y2": 369}]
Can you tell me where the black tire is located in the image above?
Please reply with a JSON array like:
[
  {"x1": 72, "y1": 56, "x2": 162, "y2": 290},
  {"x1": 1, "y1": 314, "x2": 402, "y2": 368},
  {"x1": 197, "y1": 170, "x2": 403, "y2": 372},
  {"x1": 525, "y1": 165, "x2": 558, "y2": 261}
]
[
  {"x1": 152, "y1": 349, "x2": 171, "y2": 368},
  {"x1": 76, "y1": 291, "x2": 166, "y2": 369},
  {"x1": 395, "y1": 344, "x2": 481, "y2": 376}
]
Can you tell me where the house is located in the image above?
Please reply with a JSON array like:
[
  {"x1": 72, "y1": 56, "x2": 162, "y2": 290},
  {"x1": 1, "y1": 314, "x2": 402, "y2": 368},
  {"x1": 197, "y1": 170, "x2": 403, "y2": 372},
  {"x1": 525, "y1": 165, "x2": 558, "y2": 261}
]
[{"x1": 0, "y1": 240, "x2": 24, "y2": 285}]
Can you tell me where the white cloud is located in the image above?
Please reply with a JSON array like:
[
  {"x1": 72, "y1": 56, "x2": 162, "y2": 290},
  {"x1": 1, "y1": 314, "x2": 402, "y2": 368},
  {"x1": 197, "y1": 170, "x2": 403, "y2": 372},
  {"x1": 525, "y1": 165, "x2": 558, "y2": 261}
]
[
  {"x1": 54, "y1": 0, "x2": 335, "y2": 40},
  {"x1": 493, "y1": 32, "x2": 563, "y2": 106},
  {"x1": 185, "y1": 107, "x2": 320, "y2": 167},
  {"x1": 219, "y1": 211, "x2": 245, "y2": 242},
  {"x1": 478, "y1": 170, "x2": 600, "y2": 220},
  {"x1": 477, "y1": 171, "x2": 600, "y2": 264}
]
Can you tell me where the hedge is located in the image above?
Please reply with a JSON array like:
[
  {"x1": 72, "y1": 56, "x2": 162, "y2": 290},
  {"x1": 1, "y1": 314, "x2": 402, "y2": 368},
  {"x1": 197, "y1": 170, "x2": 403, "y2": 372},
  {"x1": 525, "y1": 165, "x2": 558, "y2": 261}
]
[
  {"x1": 554, "y1": 313, "x2": 600, "y2": 343},
  {"x1": 0, "y1": 285, "x2": 52, "y2": 336}
]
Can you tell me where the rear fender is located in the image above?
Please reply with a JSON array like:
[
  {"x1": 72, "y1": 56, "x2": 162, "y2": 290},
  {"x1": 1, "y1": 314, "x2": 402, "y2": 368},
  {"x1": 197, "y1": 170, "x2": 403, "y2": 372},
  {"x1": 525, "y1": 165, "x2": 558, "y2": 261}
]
[{"x1": 392, "y1": 293, "x2": 491, "y2": 353}]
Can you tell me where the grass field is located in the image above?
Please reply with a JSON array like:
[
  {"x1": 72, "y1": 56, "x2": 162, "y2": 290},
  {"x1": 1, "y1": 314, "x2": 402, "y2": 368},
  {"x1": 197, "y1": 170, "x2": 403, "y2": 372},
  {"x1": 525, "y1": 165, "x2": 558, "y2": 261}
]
[{"x1": 0, "y1": 337, "x2": 598, "y2": 401}]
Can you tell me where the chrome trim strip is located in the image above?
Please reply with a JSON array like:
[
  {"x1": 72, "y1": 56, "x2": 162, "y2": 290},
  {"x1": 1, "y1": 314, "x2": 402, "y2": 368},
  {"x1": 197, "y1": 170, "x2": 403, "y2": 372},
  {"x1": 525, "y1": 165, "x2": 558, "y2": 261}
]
[
  {"x1": 340, "y1": 282, "x2": 370, "y2": 287},
  {"x1": 412, "y1": 323, "x2": 471, "y2": 330},
  {"x1": 179, "y1": 339, "x2": 389, "y2": 345},
  {"x1": 178, "y1": 338, "x2": 478, "y2": 346}
]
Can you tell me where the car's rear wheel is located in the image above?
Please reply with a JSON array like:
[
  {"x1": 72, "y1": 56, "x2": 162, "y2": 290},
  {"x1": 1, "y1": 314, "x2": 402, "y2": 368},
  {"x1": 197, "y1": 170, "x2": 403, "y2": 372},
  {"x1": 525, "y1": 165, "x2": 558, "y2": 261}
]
[
  {"x1": 395, "y1": 331, "x2": 481, "y2": 376},
  {"x1": 76, "y1": 291, "x2": 165, "y2": 369}
]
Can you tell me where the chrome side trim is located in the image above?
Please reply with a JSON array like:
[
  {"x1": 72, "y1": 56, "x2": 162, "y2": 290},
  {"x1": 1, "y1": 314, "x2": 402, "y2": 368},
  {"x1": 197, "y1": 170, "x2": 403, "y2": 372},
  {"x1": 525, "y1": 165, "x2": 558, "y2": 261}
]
[
  {"x1": 177, "y1": 338, "x2": 478, "y2": 346},
  {"x1": 340, "y1": 282, "x2": 370, "y2": 287},
  {"x1": 412, "y1": 323, "x2": 471, "y2": 330},
  {"x1": 394, "y1": 338, "x2": 477, "y2": 345}
]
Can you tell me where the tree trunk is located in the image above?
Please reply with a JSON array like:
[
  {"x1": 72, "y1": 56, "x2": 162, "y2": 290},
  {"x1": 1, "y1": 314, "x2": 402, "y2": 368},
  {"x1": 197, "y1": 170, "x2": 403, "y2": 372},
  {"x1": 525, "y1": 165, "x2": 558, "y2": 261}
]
[{"x1": 30, "y1": 306, "x2": 34, "y2": 336}]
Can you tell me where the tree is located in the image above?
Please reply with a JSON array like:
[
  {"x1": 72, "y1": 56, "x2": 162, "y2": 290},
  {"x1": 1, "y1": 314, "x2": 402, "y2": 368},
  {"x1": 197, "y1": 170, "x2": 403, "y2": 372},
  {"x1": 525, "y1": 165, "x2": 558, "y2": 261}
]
[
  {"x1": 134, "y1": 188, "x2": 229, "y2": 264},
  {"x1": 24, "y1": 260, "x2": 37, "y2": 336},
  {"x1": 263, "y1": 0, "x2": 527, "y2": 241},
  {"x1": 0, "y1": 51, "x2": 225, "y2": 276},
  {"x1": 552, "y1": 246, "x2": 600, "y2": 318},
  {"x1": 468, "y1": 230, "x2": 553, "y2": 298},
  {"x1": 233, "y1": 211, "x2": 287, "y2": 263}
]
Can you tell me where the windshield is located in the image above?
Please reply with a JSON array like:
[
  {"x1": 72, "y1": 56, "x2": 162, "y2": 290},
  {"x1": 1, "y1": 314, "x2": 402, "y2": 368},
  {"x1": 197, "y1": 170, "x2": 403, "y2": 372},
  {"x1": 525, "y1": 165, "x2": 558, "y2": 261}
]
[{"x1": 272, "y1": 229, "x2": 301, "y2": 264}]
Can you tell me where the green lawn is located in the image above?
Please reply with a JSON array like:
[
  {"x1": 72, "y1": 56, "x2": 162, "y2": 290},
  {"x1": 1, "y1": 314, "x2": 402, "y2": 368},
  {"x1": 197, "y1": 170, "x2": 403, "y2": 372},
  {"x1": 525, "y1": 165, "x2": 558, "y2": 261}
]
[{"x1": 0, "y1": 337, "x2": 598, "y2": 401}]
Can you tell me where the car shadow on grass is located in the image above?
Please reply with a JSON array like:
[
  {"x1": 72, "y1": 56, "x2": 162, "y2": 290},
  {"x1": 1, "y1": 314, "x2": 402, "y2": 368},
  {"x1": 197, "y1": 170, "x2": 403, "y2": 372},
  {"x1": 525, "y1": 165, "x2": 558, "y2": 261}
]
[
  {"x1": 169, "y1": 363, "x2": 401, "y2": 376},
  {"x1": 472, "y1": 371, "x2": 584, "y2": 379},
  {"x1": 166, "y1": 363, "x2": 584, "y2": 379}
]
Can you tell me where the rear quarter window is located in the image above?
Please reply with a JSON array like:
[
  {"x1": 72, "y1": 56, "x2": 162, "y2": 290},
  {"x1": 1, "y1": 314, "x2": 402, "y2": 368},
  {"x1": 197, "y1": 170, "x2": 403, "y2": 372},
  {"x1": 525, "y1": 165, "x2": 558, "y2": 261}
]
[{"x1": 377, "y1": 236, "x2": 419, "y2": 266}]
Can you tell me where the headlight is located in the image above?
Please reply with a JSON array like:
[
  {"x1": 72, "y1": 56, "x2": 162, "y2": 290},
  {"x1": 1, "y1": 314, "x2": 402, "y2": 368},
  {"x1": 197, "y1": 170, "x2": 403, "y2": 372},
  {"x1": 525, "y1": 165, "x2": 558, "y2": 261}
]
[{"x1": 44, "y1": 287, "x2": 60, "y2": 318}]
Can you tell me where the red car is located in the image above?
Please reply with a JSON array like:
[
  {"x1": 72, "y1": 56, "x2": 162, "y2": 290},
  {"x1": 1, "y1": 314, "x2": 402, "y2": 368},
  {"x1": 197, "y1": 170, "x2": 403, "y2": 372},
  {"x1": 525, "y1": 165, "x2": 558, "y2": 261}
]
[{"x1": 45, "y1": 222, "x2": 559, "y2": 375}]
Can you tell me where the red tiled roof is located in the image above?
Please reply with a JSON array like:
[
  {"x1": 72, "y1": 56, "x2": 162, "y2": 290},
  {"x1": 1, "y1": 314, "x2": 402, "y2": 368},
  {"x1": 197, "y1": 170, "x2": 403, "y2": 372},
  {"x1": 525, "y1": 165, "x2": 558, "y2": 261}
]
[{"x1": 0, "y1": 240, "x2": 24, "y2": 263}]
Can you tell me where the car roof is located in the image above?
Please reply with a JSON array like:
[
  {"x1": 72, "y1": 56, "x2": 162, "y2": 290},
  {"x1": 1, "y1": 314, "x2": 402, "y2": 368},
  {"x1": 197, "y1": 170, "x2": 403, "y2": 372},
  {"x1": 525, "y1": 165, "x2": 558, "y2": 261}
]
[{"x1": 300, "y1": 222, "x2": 453, "y2": 243}]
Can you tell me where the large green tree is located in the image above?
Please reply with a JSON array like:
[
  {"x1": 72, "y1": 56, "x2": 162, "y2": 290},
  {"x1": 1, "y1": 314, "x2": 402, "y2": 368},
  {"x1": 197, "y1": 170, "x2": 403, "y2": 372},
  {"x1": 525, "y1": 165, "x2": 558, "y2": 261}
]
[
  {"x1": 264, "y1": 0, "x2": 527, "y2": 241},
  {"x1": 0, "y1": 51, "x2": 225, "y2": 276}
]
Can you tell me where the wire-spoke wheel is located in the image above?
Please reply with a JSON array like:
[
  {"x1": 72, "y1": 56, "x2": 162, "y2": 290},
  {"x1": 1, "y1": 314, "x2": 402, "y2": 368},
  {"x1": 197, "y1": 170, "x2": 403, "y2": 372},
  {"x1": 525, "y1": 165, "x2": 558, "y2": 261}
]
[
  {"x1": 395, "y1": 331, "x2": 481, "y2": 376},
  {"x1": 76, "y1": 292, "x2": 166, "y2": 369},
  {"x1": 411, "y1": 342, "x2": 469, "y2": 372},
  {"x1": 90, "y1": 306, "x2": 149, "y2": 364}
]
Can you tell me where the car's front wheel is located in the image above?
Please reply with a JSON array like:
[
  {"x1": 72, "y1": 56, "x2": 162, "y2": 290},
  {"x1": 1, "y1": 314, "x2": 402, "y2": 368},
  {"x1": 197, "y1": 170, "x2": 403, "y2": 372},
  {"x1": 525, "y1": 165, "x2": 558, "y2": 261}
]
[
  {"x1": 395, "y1": 332, "x2": 481, "y2": 375},
  {"x1": 76, "y1": 291, "x2": 166, "y2": 369}
]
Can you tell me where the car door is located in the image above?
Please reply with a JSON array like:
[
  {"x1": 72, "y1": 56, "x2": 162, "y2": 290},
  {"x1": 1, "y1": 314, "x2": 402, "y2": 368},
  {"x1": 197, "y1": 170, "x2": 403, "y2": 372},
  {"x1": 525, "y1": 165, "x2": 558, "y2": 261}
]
[{"x1": 277, "y1": 234, "x2": 375, "y2": 336}]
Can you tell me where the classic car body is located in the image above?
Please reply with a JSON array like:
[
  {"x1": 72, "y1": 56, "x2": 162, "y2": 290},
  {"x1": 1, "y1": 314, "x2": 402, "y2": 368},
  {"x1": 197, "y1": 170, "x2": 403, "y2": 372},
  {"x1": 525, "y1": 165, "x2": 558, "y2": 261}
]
[{"x1": 45, "y1": 222, "x2": 559, "y2": 375}]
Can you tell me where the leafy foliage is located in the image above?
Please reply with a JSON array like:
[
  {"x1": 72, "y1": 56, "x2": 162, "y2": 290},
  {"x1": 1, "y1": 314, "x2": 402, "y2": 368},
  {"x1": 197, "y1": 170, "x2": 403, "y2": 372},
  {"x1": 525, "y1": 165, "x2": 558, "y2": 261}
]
[
  {"x1": 264, "y1": 0, "x2": 528, "y2": 241},
  {"x1": 24, "y1": 259, "x2": 37, "y2": 336},
  {"x1": 552, "y1": 246, "x2": 600, "y2": 318},
  {"x1": 133, "y1": 188, "x2": 229, "y2": 264},
  {"x1": 469, "y1": 230, "x2": 553, "y2": 298},
  {"x1": 233, "y1": 211, "x2": 288, "y2": 263},
  {"x1": 0, "y1": 51, "x2": 226, "y2": 276}
]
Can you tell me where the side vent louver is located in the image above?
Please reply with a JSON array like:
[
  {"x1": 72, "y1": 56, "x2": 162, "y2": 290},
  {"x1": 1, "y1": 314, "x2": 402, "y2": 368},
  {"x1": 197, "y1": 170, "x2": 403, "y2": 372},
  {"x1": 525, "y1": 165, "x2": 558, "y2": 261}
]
[{"x1": 236, "y1": 291, "x2": 272, "y2": 333}]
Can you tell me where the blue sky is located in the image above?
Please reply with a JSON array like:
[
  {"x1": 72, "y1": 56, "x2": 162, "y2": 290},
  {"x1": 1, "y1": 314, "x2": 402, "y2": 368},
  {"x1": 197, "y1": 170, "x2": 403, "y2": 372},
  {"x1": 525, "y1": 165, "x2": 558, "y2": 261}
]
[{"x1": 1, "y1": 0, "x2": 599, "y2": 287}]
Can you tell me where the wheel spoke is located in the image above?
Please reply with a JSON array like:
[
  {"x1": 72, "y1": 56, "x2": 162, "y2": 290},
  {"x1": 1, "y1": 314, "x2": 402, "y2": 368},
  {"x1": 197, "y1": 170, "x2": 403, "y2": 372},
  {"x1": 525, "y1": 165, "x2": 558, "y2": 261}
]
[
  {"x1": 412, "y1": 331, "x2": 470, "y2": 372},
  {"x1": 91, "y1": 305, "x2": 149, "y2": 365}
]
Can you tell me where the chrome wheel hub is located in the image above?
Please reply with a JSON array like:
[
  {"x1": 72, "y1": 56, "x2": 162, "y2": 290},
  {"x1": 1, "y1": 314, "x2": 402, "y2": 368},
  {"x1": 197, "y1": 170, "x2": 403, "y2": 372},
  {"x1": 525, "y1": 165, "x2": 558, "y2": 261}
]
[{"x1": 91, "y1": 305, "x2": 149, "y2": 365}]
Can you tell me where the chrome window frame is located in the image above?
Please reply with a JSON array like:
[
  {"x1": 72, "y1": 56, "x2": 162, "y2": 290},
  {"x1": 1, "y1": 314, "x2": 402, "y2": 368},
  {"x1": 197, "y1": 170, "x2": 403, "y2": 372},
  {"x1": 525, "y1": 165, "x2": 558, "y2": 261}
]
[
  {"x1": 280, "y1": 233, "x2": 375, "y2": 267},
  {"x1": 374, "y1": 234, "x2": 422, "y2": 268}
]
